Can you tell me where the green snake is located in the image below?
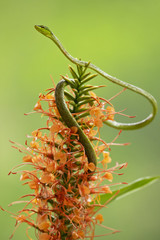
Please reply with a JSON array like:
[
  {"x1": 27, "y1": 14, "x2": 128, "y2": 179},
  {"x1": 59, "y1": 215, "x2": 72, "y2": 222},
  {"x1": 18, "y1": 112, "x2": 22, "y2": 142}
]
[{"x1": 34, "y1": 25, "x2": 157, "y2": 167}]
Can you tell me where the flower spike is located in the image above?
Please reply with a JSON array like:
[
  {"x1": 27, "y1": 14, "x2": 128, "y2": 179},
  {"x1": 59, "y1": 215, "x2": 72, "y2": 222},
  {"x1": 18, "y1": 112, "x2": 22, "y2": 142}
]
[{"x1": 35, "y1": 25, "x2": 157, "y2": 130}]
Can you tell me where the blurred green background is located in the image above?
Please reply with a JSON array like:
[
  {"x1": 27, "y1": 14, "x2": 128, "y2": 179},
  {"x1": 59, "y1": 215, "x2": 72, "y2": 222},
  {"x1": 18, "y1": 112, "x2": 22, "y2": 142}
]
[{"x1": 0, "y1": 0, "x2": 160, "y2": 239}]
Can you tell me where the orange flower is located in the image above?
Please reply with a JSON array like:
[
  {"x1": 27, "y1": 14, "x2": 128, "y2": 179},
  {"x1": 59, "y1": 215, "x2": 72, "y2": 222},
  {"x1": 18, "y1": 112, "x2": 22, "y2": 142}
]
[
  {"x1": 40, "y1": 172, "x2": 55, "y2": 184},
  {"x1": 94, "y1": 118, "x2": 103, "y2": 128},
  {"x1": 30, "y1": 141, "x2": 39, "y2": 149},
  {"x1": 90, "y1": 107, "x2": 103, "y2": 118},
  {"x1": 54, "y1": 151, "x2": 67, "y2": 164},
  {"x1": 78, "y1": 184, "x2": 90, "y2": 196},
  {"x1": 103, "y1": 172, "x2": 113, "y2": 182},
  {"x1": 106, "y1": 106, "x2": 115, "y2": 120},
  {"x1": 46, "y1": 161, "x2": 57, "y2": 172},
  {"x1": 95, "y1": 214, "x2": 104, "y2": 224},
  {"x1": 101, "y1": 151, "x2": 112, "y2": 167},
  {"x1": 28, "y1": 180, "x2": 39, "y2": 191},
  {"x1": 20, "y1": 172, "x2": 30, "y2": 181},
  {"x1": 38, "y1": 233, "x2": 50, "y2": 240},
  {"x1": 23, "y1": 155, "x2": 33, "y2": 162},
  {"x1": 34, "y1": 101, "x2": 42, "y2": 110},
  {"x1": 84, "y1": 162, "x2": 96, "y2": 172},
  {"x1": 101, "y1": 186, "x2": 112, "y2": 194}
]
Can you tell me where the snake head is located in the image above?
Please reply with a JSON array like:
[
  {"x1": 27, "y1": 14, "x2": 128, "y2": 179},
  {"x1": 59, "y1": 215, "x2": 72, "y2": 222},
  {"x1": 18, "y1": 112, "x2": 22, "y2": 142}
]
[{"x1": 34, "y1": 25, "x2": 53, "y2": 39}]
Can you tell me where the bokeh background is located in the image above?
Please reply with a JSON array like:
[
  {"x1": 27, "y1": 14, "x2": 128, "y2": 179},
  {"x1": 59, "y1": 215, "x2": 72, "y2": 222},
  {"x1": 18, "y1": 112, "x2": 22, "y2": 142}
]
[{"x1": 0, "y1": 0, "x2": 160, "y2": 239}]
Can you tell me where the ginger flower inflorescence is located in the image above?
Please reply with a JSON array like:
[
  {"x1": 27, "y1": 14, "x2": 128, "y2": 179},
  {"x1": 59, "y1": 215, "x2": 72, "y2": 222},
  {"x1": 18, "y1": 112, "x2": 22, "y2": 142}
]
[{"x1": 4, "y1": 65, "x2": 129, "y2": 240}]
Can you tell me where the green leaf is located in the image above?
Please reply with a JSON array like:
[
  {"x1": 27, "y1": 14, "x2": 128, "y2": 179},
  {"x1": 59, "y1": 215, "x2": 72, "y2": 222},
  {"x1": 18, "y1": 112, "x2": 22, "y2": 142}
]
[
  {"x1": 81, "y1": 61, "x2": 91, "y2": 76},
  {"x1": 74, "y1": 107, "x2": 89, "y2": 113},
  {"x1": 78, "y1": 85, "x2": 93, "y2": 91},
  {"x1": 81, "y1": 72, "x2": 91, "y2": 81},
  {"x1": 95, "y1": 176, "x2": 160, "y2": 210},
  {"x1": 61, "y1": 75, "x2": 76, "y2": 88},
  {"x1": 76, "y1": 98, "x2": 95, "y2": 107},
  {"x1": 79, "y1": 85, "x2": 105, "y2": 96},
  {"x1": 76, "y1": 64, "x2": 83, "y2": 77},
  {"x1": 76, "y1": 95, "x2": 92, "y2": 102},
  {"x1": 69, "y1": 65, "x2": 79, "y2": 80},
  {"x1": 75, "y1": 112, "x2": 90, "y2": 120},
  {"x1": 64, "y1": 90, "x2": 75, "y2": 101},
  {"x1": 68, "y1": 101, "x2": 76, "y2": 107},
  {"x1": 80, "y1": 73, "x2": 98, "y2": 85}
]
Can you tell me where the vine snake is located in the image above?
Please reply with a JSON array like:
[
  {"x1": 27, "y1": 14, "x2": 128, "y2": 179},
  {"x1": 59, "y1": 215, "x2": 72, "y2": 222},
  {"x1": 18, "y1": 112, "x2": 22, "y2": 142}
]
[
  {"x1": 34, "y1": 25, "x2": 157, "y2": 167},
  {"x1": 34, "y1": 25, "x2": 157, "y2": 130}
]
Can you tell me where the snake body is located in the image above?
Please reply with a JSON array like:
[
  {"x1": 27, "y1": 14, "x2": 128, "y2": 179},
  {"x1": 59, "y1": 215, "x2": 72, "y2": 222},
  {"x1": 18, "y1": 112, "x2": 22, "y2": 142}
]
[
  {"x1": 34, "y1": 25, "x2": 157, "y2": 130},
  {"x1": 35, "y1": 25, "x2": 158, "y2": 167},
  {"x1": 55, "y1": 80, "x2": 97, "y2": 167}
]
